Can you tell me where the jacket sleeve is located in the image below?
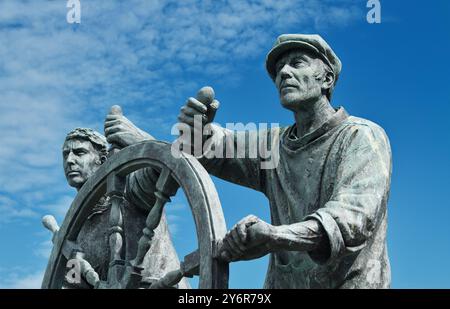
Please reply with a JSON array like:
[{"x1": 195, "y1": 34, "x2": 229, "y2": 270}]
[
  {"x1": 198, "y1": 124, "x2": 281, "y2": 194},
  {"x1": 124, "y1": 168, "x2": 159, "y2": 213}
]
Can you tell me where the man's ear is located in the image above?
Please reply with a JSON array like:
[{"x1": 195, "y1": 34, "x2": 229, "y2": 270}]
[{"x1": 322, "y1": 70, "x2": 335, "y2": 91}]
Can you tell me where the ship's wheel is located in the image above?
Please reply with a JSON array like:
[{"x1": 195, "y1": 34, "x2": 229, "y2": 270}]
[{"x1": 41, "y1": 140, "x2": 229, "y2": 289}]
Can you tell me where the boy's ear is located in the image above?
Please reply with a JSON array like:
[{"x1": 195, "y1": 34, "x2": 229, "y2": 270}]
[{"x1": 100, "y1": 155, "x2": 107, "y2": 164}]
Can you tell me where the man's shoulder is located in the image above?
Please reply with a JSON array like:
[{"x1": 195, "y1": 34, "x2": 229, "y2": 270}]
[
  {"x1": 342, "y1": 115, "x2": 389, "y2": 140},
  {"x1": 335, "y1": 115, "x2": 391, "y2": 154}
]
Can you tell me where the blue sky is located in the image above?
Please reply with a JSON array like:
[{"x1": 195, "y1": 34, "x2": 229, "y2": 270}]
[{"x1": 0, "y1": 0, "x2": 449, "y2": 288}]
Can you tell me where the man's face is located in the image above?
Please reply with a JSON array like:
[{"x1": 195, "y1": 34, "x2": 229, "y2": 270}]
[
  {"x1": 274, "y1": 49, "x2": 327, "y2": 112},
  {"x1": 62, "y1": 138, "x2": 102, "y2": 190}
]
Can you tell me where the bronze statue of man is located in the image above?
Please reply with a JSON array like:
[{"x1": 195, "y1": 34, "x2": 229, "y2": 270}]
[
  {"x1": 59, "y1": 128, "x2": 189, "y2": 288},
  {"x1": 107, "y1": 34, "x2": 392, "y2": 289}
]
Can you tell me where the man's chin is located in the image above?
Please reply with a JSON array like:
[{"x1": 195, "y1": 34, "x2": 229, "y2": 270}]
[
  {"x1": 66, "y1": 177, "x2": 85, "y2": 189},
  {"x1": 280, "y1": 95, "x2": 317, "y2": 112},
  {"x1": 280, "y1": 99, "x2": 300, "y2": 112}
]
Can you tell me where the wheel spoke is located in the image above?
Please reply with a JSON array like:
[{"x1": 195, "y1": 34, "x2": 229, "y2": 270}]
[
  {"x1": 132, "y1": 167, "x2": 179, "y2": 269},
  {"x1": 148, "y1": 249, "x2": 199, "y2": 289},
  {"x1": 106, "y1": 173, "x2": 126, "y2": 285}
]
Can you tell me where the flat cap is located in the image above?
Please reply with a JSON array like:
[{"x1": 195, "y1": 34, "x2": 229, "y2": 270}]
[{"x1": 266, "y1": 34, "x2": 342, "y2": 82}]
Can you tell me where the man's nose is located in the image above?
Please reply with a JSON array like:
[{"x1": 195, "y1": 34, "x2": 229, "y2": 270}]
[
  {"x1": 276, "y1": 64, "x2": 293, "y2": 88},
  {"x1": 66, "y1": 152, "x2": 76, "y2": 164},
  {"x1": 279, "y1": 64, "x2": 293, "y2": 79}
]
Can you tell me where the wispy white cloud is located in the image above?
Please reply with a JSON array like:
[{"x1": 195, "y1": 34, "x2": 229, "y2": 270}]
[
  {"x1": 0, "y1": 195, "x2": 39, "y2": 223},
  {"x1": 33, "y1": 240, "x2": 53, "y2": 260},
  {"x1": 0, "y1": 269, "x2": 44, "y2": 289}
]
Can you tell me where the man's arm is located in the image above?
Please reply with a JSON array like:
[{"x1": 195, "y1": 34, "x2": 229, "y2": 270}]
[
  {"x1": 219, "y1": 123, "x2": 392, "y2": 264},
  {"x1": 103, "y1": 106, "x2": 160, "y2": 213},
  {"x1": 218, "y1": 215, "x2": 328, "y2": 262},
  {"x1": 196, "y1": 125, "x2": 273, "y2": 192},
  {"x1": 104, "y1": 105, "x2": 155, "y2": 149},
  {"x1": 178, "y1": 87, "x2": 277, "y2": 193}
]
